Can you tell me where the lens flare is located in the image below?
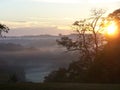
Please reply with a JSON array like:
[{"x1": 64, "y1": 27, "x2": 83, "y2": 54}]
[{"x1": 105, "y1": 21, "x2": 117, "y2": 36}]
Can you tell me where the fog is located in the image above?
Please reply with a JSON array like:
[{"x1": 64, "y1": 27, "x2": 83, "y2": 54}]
[{"x1": 0, "y1": 35, "x2": 78, "y2": 82}]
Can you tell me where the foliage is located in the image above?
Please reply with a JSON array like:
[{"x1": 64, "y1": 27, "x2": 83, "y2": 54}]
[
  {"x1": 57, "y1": 9, "x2": 106, "y2": 63},
  {"x1": 44, "y1": 68, "x2": 68, "y2": 82},
  {"x1": 9, "y1": 74, "x2": 18, "y2": 83},
  {"x1": 0, "y1": 23, "x2": 9, "y2": 37},
  {"x1": 44, "y1": 8, "x2": 120, "y2": 83},
  {"x1": 45, "y1": 9, "x2": 107, "y2": 82},
  {"x1": 108, "y1": 8, "x2": 120, "y2": 23},
  {"x1": 87, "y1": 8, "x2": 120, "y2": 83}
]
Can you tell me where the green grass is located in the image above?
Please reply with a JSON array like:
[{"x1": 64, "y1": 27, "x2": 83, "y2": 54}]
[{"x1": 0, "y1": 83, "x2": 120, "y2": 90}]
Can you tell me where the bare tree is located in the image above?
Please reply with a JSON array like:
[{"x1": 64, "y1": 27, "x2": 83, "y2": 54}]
[{"x1": 57, "y1": 9, "x2": 106, "y2": 66}]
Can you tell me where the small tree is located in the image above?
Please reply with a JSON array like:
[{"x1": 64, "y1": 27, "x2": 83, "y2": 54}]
[
  {"x1": 44, "y1": 9, "x2": 107, "y2": 82},
  {"x1": 57, "y1": 9, "x2": 106, "y2": 69},
  {"x1": 9, "y1": 74, "x2": 18, "y2": 83},
  {"x1": 0, "y1": 23, "x2": 9, "y2": 37},
  {"x1": 44, "y1": 68, "x2": 68, "y2": 82}
]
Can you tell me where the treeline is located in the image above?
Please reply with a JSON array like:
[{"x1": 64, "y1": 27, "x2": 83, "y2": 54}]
[{"x1": 44, "y1": 8, "x2": 120, "y2": 83}]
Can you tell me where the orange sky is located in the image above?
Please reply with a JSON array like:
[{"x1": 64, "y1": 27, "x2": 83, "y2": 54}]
[{"x1": 0, "y1": 0, "x2": 120, "y2": 36}]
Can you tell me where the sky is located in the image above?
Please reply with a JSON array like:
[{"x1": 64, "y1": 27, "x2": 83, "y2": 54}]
[{"x1": 0, "y1": 0, "x2": 120, "y2": 36}]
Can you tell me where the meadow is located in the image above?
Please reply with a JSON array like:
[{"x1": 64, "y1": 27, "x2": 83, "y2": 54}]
[{"x1": 0, "y1": 83, "x2": 120, "y2": 90}]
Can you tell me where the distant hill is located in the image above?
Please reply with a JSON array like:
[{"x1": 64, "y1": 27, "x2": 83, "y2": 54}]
[{"x1": 0, "y1": 43, "x2": 36, "y2": 52}]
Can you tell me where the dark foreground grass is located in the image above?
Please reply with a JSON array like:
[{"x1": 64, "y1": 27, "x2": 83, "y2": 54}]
[{"x1": 0, "y1": 83, "x2": 120, "y2": 90}]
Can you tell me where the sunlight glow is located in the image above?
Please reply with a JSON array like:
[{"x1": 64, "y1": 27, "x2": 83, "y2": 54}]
[{"x1": 106, "y1": 21, "x2": 117, "y2": 36}]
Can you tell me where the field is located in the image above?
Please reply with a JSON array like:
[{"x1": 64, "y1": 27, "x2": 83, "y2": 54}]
[{"x1": 0, "y1": 83, "x2": 120, "y2": 90}]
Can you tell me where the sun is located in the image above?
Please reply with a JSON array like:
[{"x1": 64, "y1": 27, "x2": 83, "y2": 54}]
[{"x1": 105, "y1": 21, "x2": 117, "y2": 36}]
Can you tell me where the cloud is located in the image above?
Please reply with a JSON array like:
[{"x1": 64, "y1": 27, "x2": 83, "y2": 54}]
[
  {"x1": 88, "y1": 0, "x2": 120, "y2": 3},
  {"x1": 5, "y1": 27, "x2": 72, "y2": 36},
  {"x1": 31, "y1": 0, "x2": 85, "y2": 3},
  {"x1": 31, "y1": 0, "x2": 120, "y2": 3},
  {"x1": 1, "y1": 16, "x2": 74, "y2": 29},
  {"x1": 1, "y1": 18, "x2": 73, "y2": 36},
  {"x1": 27, "y1": 17, "x2": 75, "y2": 21},
  {"x1": 57, "y1": 26, "x2": 71, "y2": 30},
  {"x1": 1, "y1": 20, "x2": 50, "y2": 29}
]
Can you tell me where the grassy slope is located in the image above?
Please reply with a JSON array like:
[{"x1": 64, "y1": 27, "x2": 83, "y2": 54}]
[{"x1": 0, "y1": 83, "x2": 120, "y2": 90}]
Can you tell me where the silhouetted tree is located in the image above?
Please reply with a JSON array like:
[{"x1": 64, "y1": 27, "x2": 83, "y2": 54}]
[
  {"x1": 88, "y1": 8, "x2": 120, "y2": 83},
  {"x1": 56, "y1": 9, "x2": 106, "y2": 71},
  {"x1": 0, "y1": 23, "x2": 9, "y2": 37},
  {"x1": 44, "y1": 68, "x2": 68, "y2": 82},
  {"x1": 44, "y1": 8, "x2": 120, "y2": 83},
  {"x1": 44, "y1": 9, "x2": 107, "y2": 83},
  {"x1": 9, "y1": 73, "x2": 18, "y2": 83}
]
